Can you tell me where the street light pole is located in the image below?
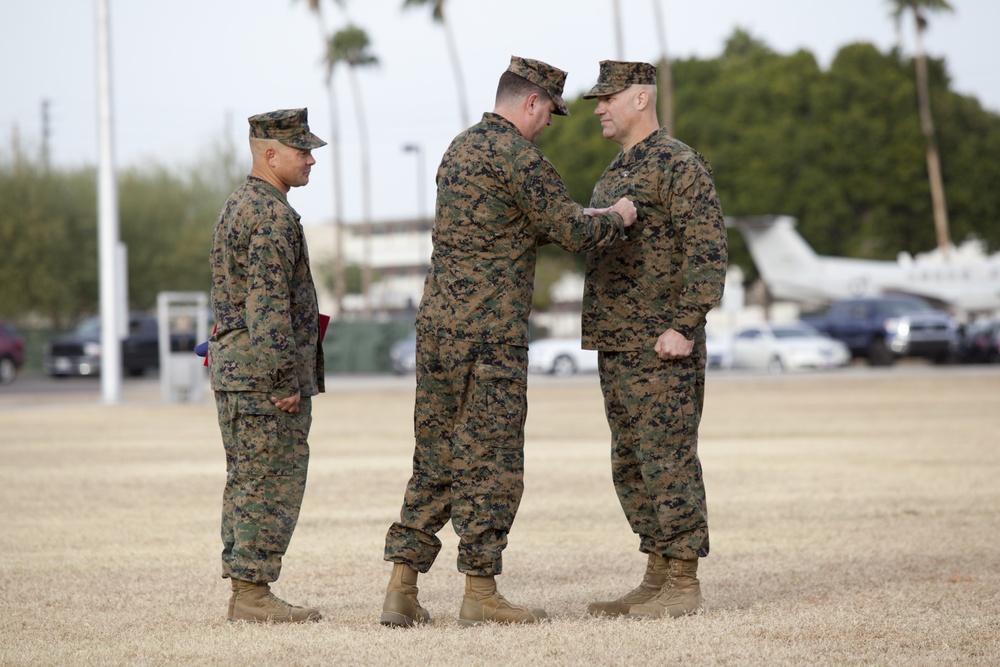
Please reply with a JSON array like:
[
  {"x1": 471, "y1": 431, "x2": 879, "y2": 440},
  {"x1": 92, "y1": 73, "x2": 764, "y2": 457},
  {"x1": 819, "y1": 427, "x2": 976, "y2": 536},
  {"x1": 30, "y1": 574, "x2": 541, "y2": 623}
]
[
  {"x1": 402, "y1": 143, "x2": 426, "y2": 221},
  {"x1": 95, "y1": 0, "x2": 123, "y2": 404},
  {"x1": 402, "y1": 143, "x2": 428, "y2": 265}
]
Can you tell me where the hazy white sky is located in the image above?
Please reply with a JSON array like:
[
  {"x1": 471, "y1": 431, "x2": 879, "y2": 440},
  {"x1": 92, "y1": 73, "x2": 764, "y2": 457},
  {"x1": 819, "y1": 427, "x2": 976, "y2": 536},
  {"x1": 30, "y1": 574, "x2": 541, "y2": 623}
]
[{"x1": 3, "y1": 0, "x2": 997, "y2": 226}]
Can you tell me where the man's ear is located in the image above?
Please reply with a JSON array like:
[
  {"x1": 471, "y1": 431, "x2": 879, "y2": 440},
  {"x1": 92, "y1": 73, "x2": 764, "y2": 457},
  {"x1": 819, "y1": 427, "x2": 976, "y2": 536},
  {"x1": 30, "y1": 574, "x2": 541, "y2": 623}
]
[
  {"x1": 525, "y1": 92, "x2": 539, "y2": 115},
  {"x1": 634, "y1": 90, "x2": 649, "y2": 111}
]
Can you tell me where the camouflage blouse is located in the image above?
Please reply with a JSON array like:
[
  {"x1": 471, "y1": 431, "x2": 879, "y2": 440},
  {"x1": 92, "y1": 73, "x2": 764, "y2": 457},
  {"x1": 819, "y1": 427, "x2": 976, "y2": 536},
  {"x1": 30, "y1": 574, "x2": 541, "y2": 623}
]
[
  {"x1": 209, "y1": 176, "x2": 324, "y2": 396},
  {"x1": 418, "y1": 112, "x2": 627, "y2": 346},
  {"x1": 582, "y1": 128, "x2": 728, "y2": 350}
]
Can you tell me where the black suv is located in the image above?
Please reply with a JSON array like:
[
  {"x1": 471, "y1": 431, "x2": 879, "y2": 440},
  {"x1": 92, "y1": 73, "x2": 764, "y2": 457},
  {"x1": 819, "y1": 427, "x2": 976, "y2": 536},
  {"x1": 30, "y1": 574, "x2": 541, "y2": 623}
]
[
  {"x1": 44, "y1": 314, "x2": 197, "y2": 377},
  {"x1": 805, "y1": 296, "x2": 959, "y2": 366}
]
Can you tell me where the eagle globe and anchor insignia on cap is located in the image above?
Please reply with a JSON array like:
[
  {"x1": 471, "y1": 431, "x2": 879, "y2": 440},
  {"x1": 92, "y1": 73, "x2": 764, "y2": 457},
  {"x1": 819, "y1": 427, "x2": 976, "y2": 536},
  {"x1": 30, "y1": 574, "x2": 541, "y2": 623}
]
[{"x1": 248, "y1": 108, "x2": 327, "y2": 150}]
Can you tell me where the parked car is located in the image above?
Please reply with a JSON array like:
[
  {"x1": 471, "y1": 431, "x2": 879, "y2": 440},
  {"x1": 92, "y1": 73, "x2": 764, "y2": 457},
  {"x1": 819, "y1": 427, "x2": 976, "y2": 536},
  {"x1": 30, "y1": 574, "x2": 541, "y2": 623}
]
[
  {"x1": 389, "y1": 332, "x2": 417, "y2": 374},
  {"x1": 0, "y1": 321, "x2": 25, "y2": 384},
  {"x1": 731, "y1": 322, "x2": 850, "y2": 373},
  {"x1": 44, "y1": 314, "x2": 198, "y2": 377},
  {"x1": 958, "y1": 319, "x2": 1000, "y2": 364},
  {"x1": 705, "y1": 330, "x2": 734, "y2": 370},
  {"x1": 803, "y1": 296, "x2": 959, "y2": 366},
  {"x1": 527, "y1": 337, "x2": 599, "y2": 377}
]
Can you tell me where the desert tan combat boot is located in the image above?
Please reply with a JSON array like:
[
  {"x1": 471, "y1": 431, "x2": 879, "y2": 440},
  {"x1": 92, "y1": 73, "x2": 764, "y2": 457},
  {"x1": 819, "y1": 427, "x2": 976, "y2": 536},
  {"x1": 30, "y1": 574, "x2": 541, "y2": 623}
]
[
  {"x1": 230, "y1": 579, "x2": 322, "y2": 623},
  {"x1": 227, "y1": 578, "x2": 238, "y2": 621},
  {"x1": 380, "y1": 562, "x2": 431, "y2": 627},
  {"x1": 457, "y1": 575, "x2": 548, "y2": 627},
  {"x1": 587, "y1": 553, "x2": 670, "y2": 616},
  {"x1": 627, "y1": 557, "x2": 703, "y2": 619}
]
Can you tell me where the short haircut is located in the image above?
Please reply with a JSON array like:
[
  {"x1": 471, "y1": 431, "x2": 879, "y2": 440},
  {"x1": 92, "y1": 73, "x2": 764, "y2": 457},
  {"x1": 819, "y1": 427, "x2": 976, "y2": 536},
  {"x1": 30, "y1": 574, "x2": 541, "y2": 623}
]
[
  {"x1": 249, "y1": 137, "x2": 274, "y2": 160},
  {"x1": 495, "y1": 71, "x2": 551, "y2": 109},
  {"x1": 636, "y1": 83, "x2": 658, "y2": 105},
  {"x1": 249, "y1": 137, "x2": 293, "y2": 163}
]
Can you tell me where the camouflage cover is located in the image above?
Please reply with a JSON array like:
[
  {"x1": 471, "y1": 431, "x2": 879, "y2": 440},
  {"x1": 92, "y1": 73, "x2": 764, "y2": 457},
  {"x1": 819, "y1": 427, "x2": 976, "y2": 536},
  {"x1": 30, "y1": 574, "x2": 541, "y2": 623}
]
[
  {"x1": 583, "y1": 60, "x2": 658, "y2": 99},
  {"x1": 506, "y1": 55, "x2": 570, "y2": 116},
  {"x1": 247, "y1": 108, "x2": 326, "y2": 150}
]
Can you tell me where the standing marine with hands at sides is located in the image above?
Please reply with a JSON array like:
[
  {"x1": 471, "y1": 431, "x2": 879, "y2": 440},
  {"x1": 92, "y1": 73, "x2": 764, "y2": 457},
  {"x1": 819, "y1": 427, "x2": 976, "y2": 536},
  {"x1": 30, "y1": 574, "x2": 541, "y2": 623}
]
[
  {"x1": 379, "y1": 56, "x2": 636, "y2": 628},
  {"x1": 209, "y1": 108, "x2": 327, "y2": 623},
  {"x1": 580, "y1": 61, "x2": 728, "y2": 620}
]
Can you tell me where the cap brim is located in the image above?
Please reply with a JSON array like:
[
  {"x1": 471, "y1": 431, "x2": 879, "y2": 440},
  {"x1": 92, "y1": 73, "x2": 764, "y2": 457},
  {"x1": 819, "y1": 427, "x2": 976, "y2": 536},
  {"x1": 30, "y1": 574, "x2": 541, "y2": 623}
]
[
  {"x1": 582, "y1": 83, "x2": 627, "y2": 100},
  {"x1": 553, "y1": 94, "x2": 570, "y2": 116},
  {"x1": 280, "y1": 132, "x2": 327, "y2": 150}
]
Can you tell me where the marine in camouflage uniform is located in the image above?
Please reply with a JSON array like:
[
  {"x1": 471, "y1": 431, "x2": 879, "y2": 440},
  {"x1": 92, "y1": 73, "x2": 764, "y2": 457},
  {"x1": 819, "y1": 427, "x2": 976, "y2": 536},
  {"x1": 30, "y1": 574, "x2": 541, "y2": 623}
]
[
  {"x1": 380, "y1": 56, "x2": 637, "y2": 628},
  {"x1": 580, "y1": 62, "x2": 728, "y2": 619},
  {"x1": 209, "y1": 108, "x2": 326, "y2": 623}
]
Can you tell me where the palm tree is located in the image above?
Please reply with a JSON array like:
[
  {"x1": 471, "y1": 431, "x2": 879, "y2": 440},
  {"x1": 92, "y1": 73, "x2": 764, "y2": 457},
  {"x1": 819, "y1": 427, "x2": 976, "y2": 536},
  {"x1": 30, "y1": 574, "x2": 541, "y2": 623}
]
[
  {"x1": 328, "y1": 24, "x2": 378, "y2": 317},
  {"x1": 402, "y1": 0, "x2": 469, "y2": 128},
  {"x1": 651, "y1": 0, "x2": 674, "y2": 135},
  {"x1": 890, "y1": 0, "x2": 954, "y2": 254},
  {"x1": 298, "y1": 0, "x2": 348, "y2": 317}
]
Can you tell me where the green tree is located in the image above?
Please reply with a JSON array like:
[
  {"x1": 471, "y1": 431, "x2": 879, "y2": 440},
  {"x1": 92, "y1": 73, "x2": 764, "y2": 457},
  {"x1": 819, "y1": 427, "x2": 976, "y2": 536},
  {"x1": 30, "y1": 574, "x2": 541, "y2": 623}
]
[
  {"x1": 537, "y1": 97, "x2": 619, "y2": 206},
  {"x1": 119, "y1": 142, "x2": 243, "y2": 311},
  {"x1": 0, "y1": 143, "x2": 242, "y2": 325},
  {"x1": 933, "y1": 93, "x2": 1000, "y2": 247},
  {"x1": 316, "y1": 261, "x2": 367, "y2": 296},
  {"x1": 812, "y1": 44, "x2": 931, "y2": 257},
  {"x1": 535, "y1": 29, "x2": 1000, "y2": 292},
  {"x1": 0, "y1": 158, "x2": 97, "y2": 325}
]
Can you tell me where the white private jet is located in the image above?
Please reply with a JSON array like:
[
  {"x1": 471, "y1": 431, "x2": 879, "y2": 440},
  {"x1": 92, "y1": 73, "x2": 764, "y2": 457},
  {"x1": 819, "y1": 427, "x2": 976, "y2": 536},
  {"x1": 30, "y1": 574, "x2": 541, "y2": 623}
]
[{"x1": 729, "y1": 215, "x2": 1000, "y2": 314}]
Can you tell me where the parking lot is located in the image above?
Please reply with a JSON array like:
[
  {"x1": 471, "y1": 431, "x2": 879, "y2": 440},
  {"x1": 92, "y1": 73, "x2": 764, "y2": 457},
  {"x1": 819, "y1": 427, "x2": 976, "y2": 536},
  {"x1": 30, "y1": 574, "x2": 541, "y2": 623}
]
[{"x1": 1, "y1": 357, "x2": 996, "y2": 410}]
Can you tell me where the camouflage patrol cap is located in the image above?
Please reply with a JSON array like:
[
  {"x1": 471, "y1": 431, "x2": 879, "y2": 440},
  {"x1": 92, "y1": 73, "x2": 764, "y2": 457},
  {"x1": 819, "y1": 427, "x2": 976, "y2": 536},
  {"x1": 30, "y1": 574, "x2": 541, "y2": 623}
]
[
  {"x1": 507, "y1": 55, "x2": 570, "y2": 116},
  {"x1": 583, "y1": 60, "x2": 658, "y2": 99},
  {"x1": 248, "y1": 108, "x2": 327, "y2": 150}
]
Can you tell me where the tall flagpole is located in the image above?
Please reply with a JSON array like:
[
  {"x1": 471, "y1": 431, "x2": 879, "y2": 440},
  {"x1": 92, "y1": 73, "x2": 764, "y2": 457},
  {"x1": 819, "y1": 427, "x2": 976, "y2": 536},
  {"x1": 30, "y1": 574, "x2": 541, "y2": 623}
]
[{"x1": 95, "y1": 0, "x2": 123, "y2": 403}]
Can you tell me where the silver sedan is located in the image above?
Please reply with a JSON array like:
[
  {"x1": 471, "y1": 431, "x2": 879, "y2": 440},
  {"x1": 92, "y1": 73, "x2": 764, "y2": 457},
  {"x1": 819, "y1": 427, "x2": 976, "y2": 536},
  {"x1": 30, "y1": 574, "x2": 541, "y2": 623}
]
[
  {"x1": 527, "y1": 337, "x2": 599, "y2": 377},
  {"x1": 732, "y1": 322, "x2": 850, "y2": 373}
]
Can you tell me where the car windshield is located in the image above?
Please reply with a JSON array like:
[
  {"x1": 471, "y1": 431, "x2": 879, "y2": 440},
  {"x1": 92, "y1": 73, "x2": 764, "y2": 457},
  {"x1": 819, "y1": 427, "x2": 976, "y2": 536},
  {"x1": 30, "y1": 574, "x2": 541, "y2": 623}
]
[
  {"x1": 772, "y1": 324, "x2": 819, "y2": 339},
  {"x1": 75, "y1": 316, "x2": 101, "y2": 336},
  {"x1": 880, "y1": 299, "x2": 932, "y2": 315}
]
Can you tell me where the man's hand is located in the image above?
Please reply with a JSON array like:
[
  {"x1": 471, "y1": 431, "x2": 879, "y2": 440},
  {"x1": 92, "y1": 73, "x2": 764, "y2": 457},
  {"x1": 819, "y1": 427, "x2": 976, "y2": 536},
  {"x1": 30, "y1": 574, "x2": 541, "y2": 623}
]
[
  {"x1": 654, "y1": 329, "x2": 693, "y2": 361},
  {"x1": 610, "y1": 197, "x2": 637, "y2": 227},
  {"x1": 270, "y1": 391, "x2": 301, "y2": 413},
  {"x1": 584, "y1": 198, "x2": 636, "y2": 228}
]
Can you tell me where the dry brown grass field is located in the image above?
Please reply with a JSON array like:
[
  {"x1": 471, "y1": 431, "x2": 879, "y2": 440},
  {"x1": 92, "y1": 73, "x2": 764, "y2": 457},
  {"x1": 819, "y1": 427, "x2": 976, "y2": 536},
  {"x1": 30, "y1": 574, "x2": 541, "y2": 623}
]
[{"x1": 2, "y1": 366, "x2": 999, "y2": 666}]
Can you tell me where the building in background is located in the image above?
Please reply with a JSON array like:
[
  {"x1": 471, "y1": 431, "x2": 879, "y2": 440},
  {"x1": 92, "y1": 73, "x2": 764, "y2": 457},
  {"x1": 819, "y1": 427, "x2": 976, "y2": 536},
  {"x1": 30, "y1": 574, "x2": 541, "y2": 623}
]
[{"x1": 304, "y1": 217, "x2": 432, "y2": 321}]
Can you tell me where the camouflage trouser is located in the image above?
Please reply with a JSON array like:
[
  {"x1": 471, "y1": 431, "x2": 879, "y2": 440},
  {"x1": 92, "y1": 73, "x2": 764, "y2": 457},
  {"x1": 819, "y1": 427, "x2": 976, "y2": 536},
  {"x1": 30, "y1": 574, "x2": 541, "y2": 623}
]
[
  {"x1": 215, "y1": 391, "x2": 312, "y2": 583},
  {"x1": 599, "y1": 344, "x2": 710, "y2": 560},
  {"x1": 384, "y1": 334, "x2": 528, "y2": 576}
]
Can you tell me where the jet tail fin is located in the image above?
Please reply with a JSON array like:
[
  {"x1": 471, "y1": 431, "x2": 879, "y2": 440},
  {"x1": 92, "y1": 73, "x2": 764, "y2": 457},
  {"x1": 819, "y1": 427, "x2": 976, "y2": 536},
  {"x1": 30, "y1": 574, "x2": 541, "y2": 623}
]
[{"x1": 727, "y1": 215, "x2": 819, "y2": 283}]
